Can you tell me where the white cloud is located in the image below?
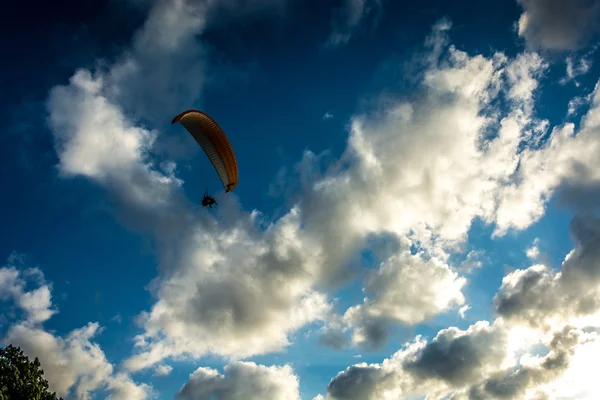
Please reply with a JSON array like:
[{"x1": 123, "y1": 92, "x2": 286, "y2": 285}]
[
  {"x1": 175, "y1": 361, "x2": 301, "y2": 400},
  {"x1": 124, "y1": 207, "x2": 331, "y2": 371},
  {"x1": 323, "y1": 112, "x2": 334, "y2": 120},
  {"x1": 326, "y1": 0, "x2": 384, "y2": 48},
  {"x1": 495, "y1": 80, "x2": 600, "y2": 232},
  {"x1": 320, "y1": 54, "x2": 600, "y2": 386},
  {"x1": 301, "y1": 44, "x2": 547, "y2": 265},
  {"x1": 458, "y1": 305, "x2": 470, "y2": 319},
  {"x1": 46, "y1": 0, "x2": 291, "y2": 219},
  {"x1": 341, "y1": 248, "x2": 467, "y2": 348},
  {"x1": 309, "y1": 28, "x2": 560, "y2": 348},
  {"x1": 325, "y1": 316, "x2": 598, "y2": 399},
  {"x1": 47, "y1": 68, "x2": 187, "y2": 235},
  {"x1": 6, "y1": 322, "x2": 114, "y2": 399},
  {"x1": 458, "y1": 250, "x2": 486, "y2": 273},
  {"x1": 107, "y1": 373, "x2": 155, "y2": 400},
  {"x1": 541, "y1": 333, "x2": 600, "y2": 399},
  {"x1": 495, "y1": 214, "x2": 600, "y2": 329},
  {"x1": 466, "y1": 325, "x2": 589, "y2": 400},
  {"x1": 516, "y1": 0, "x2": 600, "y2": 51},
  {"x1": 0, "y1": 256, "x2": 56, "y2": 324},
  {"x1": 325, "y1": 210, "x2": 600, "y2": 399},
  {"x1": 560, "y1": 53, "x2": 594, "y2": 86},
  {"x1": 360, "y1": 252, "x2": 466, "y2": 325},
  {"x1": 526, "y1": 238, "x2": 540, "y2": 260},
  {"x1": 153, "y1": 364, "x2": 173, "y2": 376},
  {"x1": 319, "y1": 312, "x2": 351, "y2": 350},
  {"x1": 0, "y1": 256, "x2": 152, "y2": 400},
  {"x1": 47, "y1": 0, "x2": 335, "y2": 374},
  {"x1": 47, "y1": 7, "x2": 600, "y2": 380},
  {"x1": 568, "y1": 95, "x2": 588, "y2": 117}
]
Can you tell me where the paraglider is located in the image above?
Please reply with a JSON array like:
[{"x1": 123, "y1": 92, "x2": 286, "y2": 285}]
[
  {"x1": 202, "y1": 190, "x2": 217, "y2": 208},
  {"x1": 171, "y1": 109, "x2": 238, "y2": 207}
]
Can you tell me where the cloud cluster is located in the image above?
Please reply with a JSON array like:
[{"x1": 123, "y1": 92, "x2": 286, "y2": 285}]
[
  {"x1": 47, "y1": 2, "x2": 600, "y2": 371},
  {"x1": 307, "y1": 31, "x2": 549, "y2": 259},
  {"x1": 42, "y1": 0, "x2": 600, "y2": 396},
  {"x1": 516, "y1": 0, "x2": 600, "y2": 51},
  {"x1": 311, "y1": 25, "x2": 556, "y2": 348},
  {"x1": 175, "y1": 361, "x2": 301, "y2": 400},
  {"x1": 0, "y1": 256, "x2": 152, "y2": 400},
  {"x1": 323, "y1": 170, "x2": 600, "y2": 398},
  {"x1": 153, "y1": 364, "x2": 174, "y2": 376},
  {"x1": 495, "y1": 214, "x2": 600, "y2": 329},
  {"x1": 326, "y1": 296, "x2": 599, "y2": 399},
  {"x1": 0, "y1": 253, "x2": 56, "y2": 324},
  {"x1": 340, "y1": 248, "x2": 467, "y2": 349},
  {"x1": 496, "y1": 79, "x2": 600, "y2": 226},
  {"x1": 316, "y1": 16, "x2": 600, "y2": 398},
  {"x1": 124, "y1": 207, "x2": 331, "y2": 371},
  {"x1": 47, "y1": 0, "x2": 332, "y2": 373},
  {"x1": 325, "y1": 321, "x2": 506, "y2": 400}
]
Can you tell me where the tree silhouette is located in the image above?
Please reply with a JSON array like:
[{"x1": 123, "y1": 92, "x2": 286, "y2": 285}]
[{"x1": 0, "y1": 344, "x2": 62, "y2": 400}]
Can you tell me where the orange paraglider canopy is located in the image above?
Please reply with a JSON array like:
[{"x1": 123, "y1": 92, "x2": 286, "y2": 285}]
[{"x1": 172, "y1": 109, "x2": 238, "y2": 192}]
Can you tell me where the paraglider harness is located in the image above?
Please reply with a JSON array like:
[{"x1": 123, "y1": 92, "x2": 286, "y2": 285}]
[{"x1": 202, "y1": 190, "x2": 217, "y2": 208}]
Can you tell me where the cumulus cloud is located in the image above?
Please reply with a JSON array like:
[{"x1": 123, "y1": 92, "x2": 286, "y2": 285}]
[
  {"x1": 48, "y1": 4, "x2": 600, "y2": 378},
  {"x1": 47, "y1": 0, "x2": 292, "y2": 225},
  {"x1": 46, "y1": 1, "x2": 209, "y2": 246},
  {"x1": 107, "y1": 373, "x2": 155, "y2": 400},
  {"x1": 319, "y1": 313, "x2": 351, "y2": 350},
  {"x1": 541, "y1": 333, "x2": 600, "y2": 399},
  {"x1": 495, "y1": 214, "x2": 600, "y2": 329},
  {"x1": 48, "y1": 69, "x2": 184, "y2": 208},
  {"x1": 339, "y1": 248, "x2": 467, "y2": 349},
  {"x1": 304, "y1": 38, "x2": 549, "y2": 265},
  {"x1": 516, "y1": 0, "x2": 600, "y2": 51},
  {"x1": 325, "y1": 318, "x2": 598, "y2": 399},
  {"x1": 0, "y1": 256, "x2": 152, "y2": 400},
  {"x1": 30, "y1": 0, "x2": 600, "y2": 393},
  {"x1": 153, "y1": 364, "x2": 173, "y2": 376},
  {"x1": 0, "y1": 255, "x2": 56, "y2": 324},
  {"x1": 325, "y1": 209, "x2": 600, "y2": 399},
  {"x1": 359, "y1": 251, "x2": 466, "y2": 323},
  {"x1": 495, "y1": 80, "x2": 600, "y2": 231},
  {"x1": 175, "y1": 361, "x2": 301, "y2": 400},
  {"x1": 313, "y1": 26, "x2": 554, "y2": 348},
  {"x1": 326, "y1": 0, "x2": 384, "y2": 48},
  {"x1": 407, "y1": 322, "x2": 511, "y2": 387},
  {"x1": 466, "y1": 325, "x2": 588, "y2": 400},
  {"x1": 319, "y1": 17, "x2": 600, "y2": 394},
  {"x1": 123, "y1": 206, "x2": 331, "y2": 371},
  {"x1": 46, "y1": 0, "x2": 332, "y2": 372}
]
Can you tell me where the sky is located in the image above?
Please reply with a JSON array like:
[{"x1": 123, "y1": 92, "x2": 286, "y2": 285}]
[{"x1": 1, "y1": 0, "x2": 600, "y2": 399}]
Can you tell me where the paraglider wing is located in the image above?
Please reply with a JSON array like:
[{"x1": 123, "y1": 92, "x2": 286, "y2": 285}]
[{"x1": 172, "y1": 110, "x2": 238, "y2": 192}]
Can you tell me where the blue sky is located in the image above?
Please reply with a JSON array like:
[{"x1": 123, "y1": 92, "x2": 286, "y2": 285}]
[{"x1": 2, "y1": 0, "x2": 600, "y2": 399}]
